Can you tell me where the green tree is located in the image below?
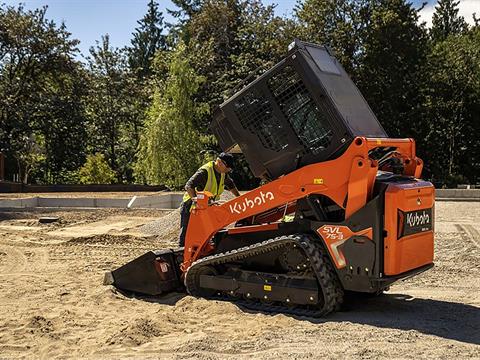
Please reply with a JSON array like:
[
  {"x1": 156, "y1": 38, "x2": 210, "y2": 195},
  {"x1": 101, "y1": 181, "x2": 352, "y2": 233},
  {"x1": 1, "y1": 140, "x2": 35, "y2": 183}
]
[
  {"x1": 0, "y1": 4, "x2": 83, "y2": 183},
  {"x1": 167, "y1": 0, "x2": 203, "y2": 39},
  {"x1": 183, "y1": 0, "x2": 243, "y2": 113},
  {"x1": 167, "y1": 0, "x2": 294, "y2": 188},
  {"x1": 294, "y1": 0, "x2": 371, "y2": 75},
  {"x1": 230, "y1": 0, "x2": 295, "y2": 88},
  {"x1": 423, "y1": 28, "x2": 480, "y2": 185},
  {"x1": 355, "y1": 0, "x2": 429, "y2": 139},
  {"x1": 15, "y1": 134, "x2": 46, "y2": 184},
  {"x1": 431, "y1": 0, "x2": 468, "y2": 42},
  {"x1": 169, "y1": 0, "x2": 203, "y2": 19},
  {"x1": 134, "y1": 42, "x2": 209, "y2": 188},
  {"x1": 35, "y1": 64, "x2": 89, "y2": 184},
  {"x1": 86, "y1": 35, "x2": 140, "y2": 182},
  {"x1": 168, "y1": 0, "x2": 294, "y2": 129},
  {"x1": 79, "y1": 153, "x2": 116, "y2": 184},
  {"x1": 129, "y1": 0, "x2": 166, "y2": 78},
  {"x1": 127, "y1": 0, "x2": 169, "y2": 181}
]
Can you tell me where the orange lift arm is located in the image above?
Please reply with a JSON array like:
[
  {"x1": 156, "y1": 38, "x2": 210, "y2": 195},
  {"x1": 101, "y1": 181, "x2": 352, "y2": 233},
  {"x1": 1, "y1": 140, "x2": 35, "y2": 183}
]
[{"x1": 182, "y1": 137, "x2": 422, "y2": 270}]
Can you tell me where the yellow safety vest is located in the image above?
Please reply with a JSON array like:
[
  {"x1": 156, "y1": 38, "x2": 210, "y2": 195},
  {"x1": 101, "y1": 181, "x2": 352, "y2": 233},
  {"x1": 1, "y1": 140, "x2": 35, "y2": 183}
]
[{"x1": 183, "y1": 161, "x2": 225, "y2": 203}]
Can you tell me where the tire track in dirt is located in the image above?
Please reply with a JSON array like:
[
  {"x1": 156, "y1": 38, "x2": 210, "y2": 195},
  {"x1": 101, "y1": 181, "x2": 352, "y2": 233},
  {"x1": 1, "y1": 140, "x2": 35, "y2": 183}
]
[
  {"x1": 0, "y1": 234, "x2": 50, "y2": 276},
  {"x1": 0, "y1": 246, "x2": 28, "y2": 274},
  {"x1": 455, "y1": 224, "x2": 480, "y2": 249}
]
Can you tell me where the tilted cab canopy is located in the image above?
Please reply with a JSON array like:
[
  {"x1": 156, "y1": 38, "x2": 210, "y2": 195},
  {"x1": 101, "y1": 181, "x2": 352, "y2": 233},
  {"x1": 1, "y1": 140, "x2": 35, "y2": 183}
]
[{"x1": 211, "y1": 40, "x2": 387, "y2": 180}]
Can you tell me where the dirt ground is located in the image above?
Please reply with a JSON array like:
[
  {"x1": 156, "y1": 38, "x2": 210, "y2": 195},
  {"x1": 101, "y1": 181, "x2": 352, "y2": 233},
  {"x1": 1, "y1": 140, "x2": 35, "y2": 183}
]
[{"x1": 0, "y1": 202, "x2": 478, "y2": 359}]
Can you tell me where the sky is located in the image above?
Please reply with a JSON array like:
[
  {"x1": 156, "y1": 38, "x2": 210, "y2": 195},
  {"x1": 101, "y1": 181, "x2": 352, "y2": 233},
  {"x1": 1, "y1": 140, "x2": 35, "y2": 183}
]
[{"x1": 3, "y1": 0, "x2": 480, "y2": 58}]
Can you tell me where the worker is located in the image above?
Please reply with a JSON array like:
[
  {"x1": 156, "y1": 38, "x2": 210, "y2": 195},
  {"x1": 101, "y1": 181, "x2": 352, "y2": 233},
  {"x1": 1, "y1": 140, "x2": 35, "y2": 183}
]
[{"x1": 179, "y1": 152, "x2": 241, "y2": 247}]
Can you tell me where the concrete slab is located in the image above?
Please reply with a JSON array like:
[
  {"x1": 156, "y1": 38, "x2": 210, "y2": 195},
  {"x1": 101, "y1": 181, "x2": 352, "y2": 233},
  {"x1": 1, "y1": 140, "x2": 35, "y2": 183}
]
[
  {"x1": 0, "y1": 197, "x2": 38, "y2": 208},
  {"x1": 37, "y1": 197, "x2": 96, "y2": 208},
  {"x1": 125, "y1": 193, "x2": 183, "y2": 209},
  {"x1": 436, "y1": 189, "x2": 456, "y2": 198},
  {"x1": 0, "y1": 189, "x2": 477, "y2": 210},
  {"x1": 436, "y1": 189, "x2": 480, "y2": 200},
  {"x1": 169, "y1": 194, "x2": 183, "y2": 208},
  {"x1": 94, "y1": 198, "x2": 130, "y2": 208},
  {"x1": 129, "y1": 194, "x2": 172, "y2": 208}
]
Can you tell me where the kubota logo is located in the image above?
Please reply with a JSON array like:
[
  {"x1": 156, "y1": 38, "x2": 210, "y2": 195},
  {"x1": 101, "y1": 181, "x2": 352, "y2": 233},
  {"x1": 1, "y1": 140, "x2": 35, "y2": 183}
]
[
  {"x1": 406, "y1": 211, "x2": 430, "y2": 227},
  {"x1": 229, "y1": 191, "x2": 275, "y2": 214}
]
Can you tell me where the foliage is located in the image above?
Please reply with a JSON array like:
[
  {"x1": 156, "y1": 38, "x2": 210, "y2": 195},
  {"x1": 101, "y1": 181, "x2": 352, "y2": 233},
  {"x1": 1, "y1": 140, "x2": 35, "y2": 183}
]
[
  {"x1": 15, "y1": 134, "x2": 46, "y2": 184},
  {"x1": 78, "y1": 153, "x2": 117, "y2": 184},
  {"x1": 134, "y1": 42, "x2": 209, "y2": 188},
  {"x1": 168, "y1": 0, "x2": 293, "y2": 188},
  {"x1": 129, "y1": 0, "x2": 166, "y2": 78},
  {"x1": 423, "y1": 27, "x2": 480, "y2": 185},
  {"x1": 126, "y1": 1, "x2": 169, "y2": 183},
  {"x1": 0, "y1": 4, "x2": 82, "y2": 183},
  {"x1": 1, "y1": 0, "x2": 479, "y2": 187},
  {"x1": 180, "y1": 0, "x2": 243, "y2": 113},
  {"x1": 85, "y1": 35, "x2": 140, "y2": 182},
  {"x1": 430, "y1": 0, "x2": 468, "y2": 42},
  {"x1": 355, "y1": 0, "x2": 429, "y2": 139},
  {"x1": 171, "y1": 1, "x2": 292, "y2": 123},
  {"x1": 295, "y1": 0, "x2": 371, "y2": 75},
  {"x1": 37, "y1": 64, "x2": 89, "y2": 184},
  {"x1": 169, "y1": 0, "x2": 203, "y2": 19},
  {"x1": 231, "y1": 1, "x2": 295, "y2": 85}
]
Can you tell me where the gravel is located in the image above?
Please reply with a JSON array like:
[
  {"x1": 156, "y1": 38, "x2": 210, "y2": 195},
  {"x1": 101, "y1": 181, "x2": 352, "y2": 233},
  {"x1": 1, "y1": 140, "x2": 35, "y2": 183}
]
[{"x1": 139, "y1": 191, "x2": 237, "y2": 243}]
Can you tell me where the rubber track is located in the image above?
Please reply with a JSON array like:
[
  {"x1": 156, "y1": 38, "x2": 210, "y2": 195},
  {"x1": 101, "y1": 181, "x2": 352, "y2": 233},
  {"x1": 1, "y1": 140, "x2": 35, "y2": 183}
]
[{"x1": 185, "y1": 234, "x2": 344, "y2": 317}]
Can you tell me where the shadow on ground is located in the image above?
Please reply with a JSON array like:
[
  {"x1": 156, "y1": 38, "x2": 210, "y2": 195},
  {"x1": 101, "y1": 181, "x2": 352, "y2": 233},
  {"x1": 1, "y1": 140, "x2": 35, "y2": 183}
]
[
  {"x1": 116, "y1": 287, "x2": 479, "y2": 346},
  {"x1": 326, "y1": 293, "x2": 480, "y2": 346},
  {"x1": 114, "y1": 288, "x2": 187, "y2": 306}
]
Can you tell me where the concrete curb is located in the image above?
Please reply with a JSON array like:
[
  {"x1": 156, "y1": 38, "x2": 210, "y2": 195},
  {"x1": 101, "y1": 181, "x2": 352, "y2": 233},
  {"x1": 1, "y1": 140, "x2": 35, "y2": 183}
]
[
  {"x1": 435, "y1": 197, "x2": 480, "y2": 202},
  {"x1": 435, "y1": 189, "x2": 480, "y2": 201},
  {"x1": 435, "y1": 189, "x2": 480, "y2": 198},
  {"x1": 0, "y1": 193, "x2": 184, "y2": 210},
  {"x1": 0, "y1": 190, "x2": 478, "y2": 209},
  {"x1": 0, "y1": 197, "x2": 39, "y2": 208},
  {"x1": 127, "y1": 194, "x2": 182, "y2": 209}
]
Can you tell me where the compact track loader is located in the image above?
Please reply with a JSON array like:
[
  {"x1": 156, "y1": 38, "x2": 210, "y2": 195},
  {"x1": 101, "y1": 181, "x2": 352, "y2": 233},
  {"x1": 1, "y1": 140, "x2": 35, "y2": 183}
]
[{"x1": 105, "y1": 40, "x2": 435, "y2": 316}]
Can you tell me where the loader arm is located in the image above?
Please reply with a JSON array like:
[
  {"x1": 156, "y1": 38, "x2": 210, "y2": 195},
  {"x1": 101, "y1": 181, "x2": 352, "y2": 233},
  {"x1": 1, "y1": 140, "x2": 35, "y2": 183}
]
[{"x1": 182, "y1": 137, "x2": 422, "y2": 270}]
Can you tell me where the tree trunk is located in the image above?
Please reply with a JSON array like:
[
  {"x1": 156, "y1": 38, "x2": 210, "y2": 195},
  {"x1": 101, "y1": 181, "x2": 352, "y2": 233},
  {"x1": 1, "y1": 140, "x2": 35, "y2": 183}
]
[
  {"x1": 16, "y1": 158, "x2": 25, "y2": 184},
  {"x1": 23, "y1": 169, "x2": 29, "y2": 184}
]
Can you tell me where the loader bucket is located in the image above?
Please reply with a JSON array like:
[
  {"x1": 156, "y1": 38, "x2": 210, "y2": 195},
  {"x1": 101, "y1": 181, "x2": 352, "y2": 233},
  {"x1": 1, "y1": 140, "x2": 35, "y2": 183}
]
[{"x1": 104, "y1": 249, "x2": 184, "y2": 296}]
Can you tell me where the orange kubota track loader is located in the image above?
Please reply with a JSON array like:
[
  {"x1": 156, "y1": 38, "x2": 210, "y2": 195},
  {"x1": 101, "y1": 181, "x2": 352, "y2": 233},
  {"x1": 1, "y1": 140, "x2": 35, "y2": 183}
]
[{"x1": 106, "y1": 40, "x2": 435, "y2": 316}]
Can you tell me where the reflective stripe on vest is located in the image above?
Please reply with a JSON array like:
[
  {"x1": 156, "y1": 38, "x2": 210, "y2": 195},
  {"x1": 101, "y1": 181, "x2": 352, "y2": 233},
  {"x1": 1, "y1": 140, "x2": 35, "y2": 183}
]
[{"x1": 183, "y1": 161, "x2": 225, "y2": 203}]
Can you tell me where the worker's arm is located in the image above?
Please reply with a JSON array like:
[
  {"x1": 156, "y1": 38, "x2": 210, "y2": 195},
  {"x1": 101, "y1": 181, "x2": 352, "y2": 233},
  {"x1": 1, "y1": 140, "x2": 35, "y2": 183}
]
[
  {"x1": 230, "y1": 186, "x2": 240, "y2": 197},
  {"x1": 185, "y1": 169, "x2": 208, "y2": 202},
  {"x1": 225, "y1": 175, "x2": 240, "y2": 197},
  {"x1": 186, "y1": 186, "x2": 197, "y2": 200}
]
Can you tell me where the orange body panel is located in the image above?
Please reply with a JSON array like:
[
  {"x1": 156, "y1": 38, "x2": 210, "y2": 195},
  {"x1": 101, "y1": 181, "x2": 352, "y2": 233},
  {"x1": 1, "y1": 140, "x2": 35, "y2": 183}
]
[
  {"x1": 384, "y1": 182, "x2": 435, "y2": 275},
  {"x1": 182, "y1": 137, "x2": 424, "y2": 272}
]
